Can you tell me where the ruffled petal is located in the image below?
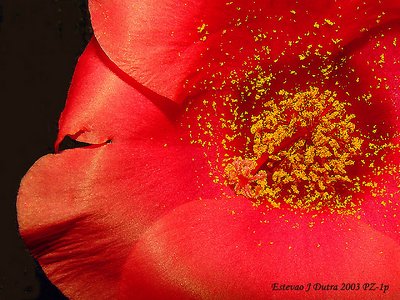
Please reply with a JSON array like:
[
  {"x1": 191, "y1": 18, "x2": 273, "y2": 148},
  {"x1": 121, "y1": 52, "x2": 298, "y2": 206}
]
[
  {"x1": 18, "y1": 37, "x2": 221, "y2": 299},
  {"x1": 119, "y1": 197, "x2": 400, "y2": 299},
  {"x1": 18, "y1": 138, "x2": 220, "y2": 299},
  {"x1": 89, "y1": 0, "x2": 400, "y2": 103}
]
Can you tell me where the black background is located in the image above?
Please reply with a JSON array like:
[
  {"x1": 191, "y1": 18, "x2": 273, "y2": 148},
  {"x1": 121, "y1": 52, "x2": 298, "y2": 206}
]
[{"x1": 0, "y1": 0, "x2": 91, "y2": 298}]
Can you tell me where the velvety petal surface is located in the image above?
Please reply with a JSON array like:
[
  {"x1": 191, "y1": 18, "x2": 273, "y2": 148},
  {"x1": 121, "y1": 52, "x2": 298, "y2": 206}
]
[
  {"x1": 19, "y1": 0, "x2": 400, "y2": 299},
  {"x1": 119, "y1": 197, "x2": 400, "y2": 299}
]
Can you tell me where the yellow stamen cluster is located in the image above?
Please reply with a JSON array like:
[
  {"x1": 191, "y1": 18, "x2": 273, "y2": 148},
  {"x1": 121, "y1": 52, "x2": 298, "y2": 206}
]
[{"x1": 224, "y1": 87, "x2": 364, "y2": 212}]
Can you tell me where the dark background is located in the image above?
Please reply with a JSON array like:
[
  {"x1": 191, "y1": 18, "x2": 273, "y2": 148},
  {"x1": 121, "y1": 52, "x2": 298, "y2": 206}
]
[{"x1": 0, "y1": 0, "x2": 91, "y2": 298}]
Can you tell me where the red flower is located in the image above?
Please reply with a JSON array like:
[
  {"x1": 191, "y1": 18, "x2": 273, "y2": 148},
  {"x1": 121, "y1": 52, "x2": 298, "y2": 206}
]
[{"x1": 18, "y1": 0, "x2": 400, "y2": 299}]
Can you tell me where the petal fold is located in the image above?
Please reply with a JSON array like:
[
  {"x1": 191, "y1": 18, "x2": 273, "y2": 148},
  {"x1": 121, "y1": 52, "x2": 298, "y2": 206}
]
[{"x1": 56, "y1": 38, "x2": 177, "y2": 150}]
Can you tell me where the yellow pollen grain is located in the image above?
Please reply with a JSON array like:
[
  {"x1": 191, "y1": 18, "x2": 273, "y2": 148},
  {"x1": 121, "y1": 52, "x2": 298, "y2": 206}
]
[
  {"x1": 332, "y1": 38, "x2": 343, "y2": 44},
  {"x1": 324, "y1": 18, "x2": 335, "y2": 26},
  {"x1": 197, "y1": 23, "x2": 207, "y2": 34},
  {"x1": 378, "y1": 53, "x2": 385, "y2": 65}
]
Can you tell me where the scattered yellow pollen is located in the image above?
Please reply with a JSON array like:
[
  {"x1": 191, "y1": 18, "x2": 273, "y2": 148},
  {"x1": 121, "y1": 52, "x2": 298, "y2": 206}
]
[
  {"x1": 183, "y1": 12, "x2": 399, "y2": 215},
  {"x1": 197, "y1": 23, "x2": 209, "y2": 41}
]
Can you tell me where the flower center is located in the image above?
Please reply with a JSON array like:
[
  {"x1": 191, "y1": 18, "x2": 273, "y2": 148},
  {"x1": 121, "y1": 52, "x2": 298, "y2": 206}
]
[
  {"x1": 181, "y1": 7, "x2": 399, "y2": 214},
  {"x1": 223, "y1": 87, "x2": 364, "y2": 212},
  {"x1": 183, "y1": 72, "x2": 398, "y2": 214}
]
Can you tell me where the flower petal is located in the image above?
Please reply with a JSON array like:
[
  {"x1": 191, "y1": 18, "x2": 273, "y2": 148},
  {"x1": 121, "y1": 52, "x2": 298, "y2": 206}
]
[
  {"x1": 20, "y1": 2, "x2": 400, "y2": 299},
  {"x1": 119, "y1": 198, "x2": 400, "y2": 299}
]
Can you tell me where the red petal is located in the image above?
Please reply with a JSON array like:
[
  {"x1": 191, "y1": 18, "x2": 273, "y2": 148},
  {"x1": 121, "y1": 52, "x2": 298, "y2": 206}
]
[
  {"x1": 89, "y1": 0, "x2": 210, "y2": 102},
  {"x1": 56, "y1": 38, "x2": 177, "y2": 149},
  {"x1": 119, "y1": 197, "x2": 400, "y2": 299}
]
